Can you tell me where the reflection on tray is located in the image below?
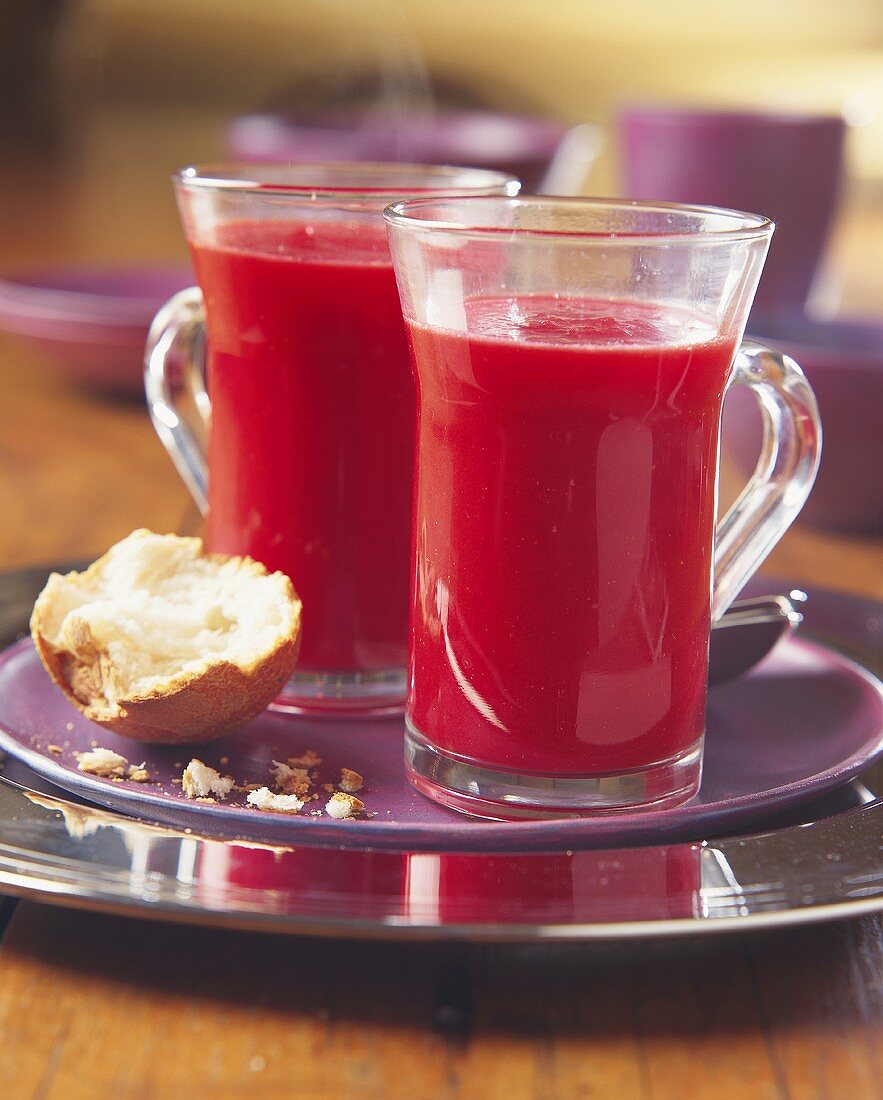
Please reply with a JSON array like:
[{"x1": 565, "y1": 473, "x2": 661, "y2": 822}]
[{"x1": 10, "y1": 773, "x2": 879, "y2": 930}]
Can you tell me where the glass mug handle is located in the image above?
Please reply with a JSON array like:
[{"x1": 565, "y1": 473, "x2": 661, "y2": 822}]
[
  {"x1": 144, "y1": 287, "x2": 209, "y2": 515},
  {"x1": 713, "y1": 341, "x2": 821, "y2": 620}
]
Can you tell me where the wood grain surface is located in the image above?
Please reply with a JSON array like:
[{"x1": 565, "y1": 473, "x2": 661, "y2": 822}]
[
  {"x1": 0, "y1": 104, "x2": 880, "y2": 1099},
  {"x1": 0, "y1": 904, "x2": 880, "y2": 1099}
]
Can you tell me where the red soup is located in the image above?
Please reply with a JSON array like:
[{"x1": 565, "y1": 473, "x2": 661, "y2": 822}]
[
  {"x1": 407, "y1": 296, "x2": 736, "y2": 775},
  {"x1": 190, "y1": 219, "x2": 412, "y2": 672}
]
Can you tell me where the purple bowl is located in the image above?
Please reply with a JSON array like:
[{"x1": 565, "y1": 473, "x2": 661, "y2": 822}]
[
  {"x1": 226, "y1": 109, "x2": 597, "y2": 194},
  {"x1": 0, "y1": 266, "x2": 194, "y2": 397},
  {"x1": 723, "y1": 316, "x2": 883, "y2": 534}
]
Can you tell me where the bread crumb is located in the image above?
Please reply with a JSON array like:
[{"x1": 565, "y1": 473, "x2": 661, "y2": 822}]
[
  {"x1": 127, "y1": 764, "x2": 151, "y2": 783},
  {"x1": 288, "y1": 750, "x2": 322, "y2": 767},
  {"x1": 234, "y1": 782, "x2": 264, "y2": 793},
  {"x1": 325, "y1": 792, "x2": 364, "y2": 820},
  {"x1": 75, "y1": 747, "x2": 128, "y2": 778},
  {"x1": 195, "y1": 796, "x2": 216, "y2": 803},
  {"x1": 246, "y1": 787, "x2": 305, "y2": 814},
  {"x1": 65, "y1": 722, "x2": 74, "y2": 731},
  {"x1": 322, "y1": 783, "x2": 335, "y2": 793},
  {"x1": 310, "y1": 809, "x2": 323, "y2": 816},
  {"x1": 339, "y1": 768, "x2": 363, "y2": 793},
  {"x1": 271, "y1": 761, "x2": 311, "y2": 796},
  {"x1": 48, "y1": 744, "x2": 64, "y2": 755},
  {"x1": 219, "y1": 756, "x2": 229, "y2": 765},
  {"x1": 182, "y1": 759, "x2": 234, "y2": 800}
]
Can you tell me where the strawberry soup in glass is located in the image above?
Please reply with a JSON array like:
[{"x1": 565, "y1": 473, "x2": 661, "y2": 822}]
[
  {"x1": 145, "y1": 164, "x2": 518, "y2": 715},
  {"x1": 385, "y1": 196, "x2": 820, "y2": 816}
]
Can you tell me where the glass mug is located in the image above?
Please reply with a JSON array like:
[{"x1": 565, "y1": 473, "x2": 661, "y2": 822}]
[
  {"x1": 145, "y1": 164, "x2": 519, "y2": 716},
  {"x1": 385, "y1": 196, "x2": 821, "y2": 817}
]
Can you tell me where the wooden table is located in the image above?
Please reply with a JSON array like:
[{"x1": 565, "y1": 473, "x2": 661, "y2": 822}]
[{"x1": 0, "y1": 105, "x2": 880, "y2": 1099}]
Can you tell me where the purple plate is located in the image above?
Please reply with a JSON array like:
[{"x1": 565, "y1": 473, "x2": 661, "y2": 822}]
[
  {"x1": 0, "y1": 633, "x2": 881, "y2": 852},
  {"x1": 0, "y1": 265, "x2": 194, "y2": 396}
]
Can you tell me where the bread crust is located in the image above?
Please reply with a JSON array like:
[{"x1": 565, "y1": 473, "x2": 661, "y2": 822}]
[{"x1": 30, "y1": 534, "x2": 302, "y2": 744}]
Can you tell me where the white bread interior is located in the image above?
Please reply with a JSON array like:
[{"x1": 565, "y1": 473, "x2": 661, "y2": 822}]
[{"x1": 31, "y1": 529, "x2": 302, "y2": 744}]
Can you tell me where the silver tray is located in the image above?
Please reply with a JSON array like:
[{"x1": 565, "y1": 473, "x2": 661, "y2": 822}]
[{"x1": 0, "y1": 563, "x2": 881, "y2": 941}]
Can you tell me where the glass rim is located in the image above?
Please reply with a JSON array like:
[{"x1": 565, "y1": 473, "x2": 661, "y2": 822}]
[
  {"x1": 383, "y1": 195, "x2": 775, "y2": 244},
  {"x1": 174, "y1": 162, "x2": 521, "y2": 200}
]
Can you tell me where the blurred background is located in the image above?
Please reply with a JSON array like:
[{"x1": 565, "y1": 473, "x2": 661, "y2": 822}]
[
  {"x1": 0, "y1": 0, "x2": 881, "y2": 571},
  {"x1": 3, "y1": 0, "x2": 882, "y2": 266}
]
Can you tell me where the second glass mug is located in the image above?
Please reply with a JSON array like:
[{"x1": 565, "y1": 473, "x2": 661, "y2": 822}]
[
  {"x1": 385, "y1": 196, "x2": 821, "y2": 817},
  {"x1": 145, "y1": 163, "x2": 519, "y2": 716}
]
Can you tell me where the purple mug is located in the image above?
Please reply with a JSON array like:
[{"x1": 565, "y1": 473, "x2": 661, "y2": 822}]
[{"x1": 618, "y1": 105, "x2": 846, "y2": 320}]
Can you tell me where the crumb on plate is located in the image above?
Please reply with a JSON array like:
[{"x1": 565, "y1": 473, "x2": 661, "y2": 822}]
[
  {"x1": 287, "y1": 750, "x2": 322, "y2": 768},
  {"x1": 75, "y1": 747, "x2": 128, "y2": 778},
  {"x1": 324, "y1": 792, "x2": 364, "y2": 820},
  {"x1": 338, "y1": 768, "x2": 363, "y2": 793},
  {"x1": 246, "y1": 786, "x2": 305, "y2": 814},
  {"x1": 182, "y1": 759, "x2": 234, "y2": 800},
  {"x1": 271, "y1": 760, "x2": 311, "y2": 796}
]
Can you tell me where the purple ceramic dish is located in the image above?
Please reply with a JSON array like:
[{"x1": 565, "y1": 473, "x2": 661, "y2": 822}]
[
  {"x1": 226, "y1": 109, "x2": 600, "y2": 194},
  {"x1": 723, "y1": 315, "x2": 883, "y2": 534},
  {"x1": 618, "y1": 105, "x2": 845, "y2": 320},
  {"x1": 0, "y1": 266, "x2": 194, "y2": 397},
  {"x1": 0, "y1": 631, "x2": 881, "y2": 852}
]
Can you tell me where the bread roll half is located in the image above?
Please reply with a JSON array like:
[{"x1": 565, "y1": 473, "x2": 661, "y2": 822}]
[{"x1": 31, "y1": 529, "x2": 302, "y2": 744}]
